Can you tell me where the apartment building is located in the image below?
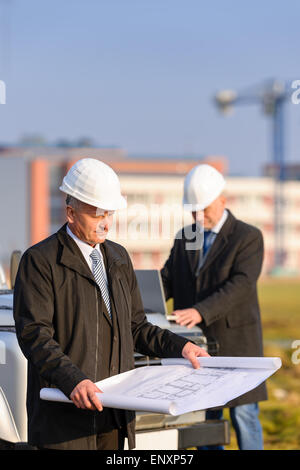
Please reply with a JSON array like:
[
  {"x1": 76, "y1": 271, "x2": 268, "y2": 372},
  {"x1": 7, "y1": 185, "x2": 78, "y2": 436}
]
[
  {"x1": 0, "y1": 146, "x2": 299, "y2": 277},
  {"x1": 114, "y1": 174, "x2": 300, "y2": 276}
]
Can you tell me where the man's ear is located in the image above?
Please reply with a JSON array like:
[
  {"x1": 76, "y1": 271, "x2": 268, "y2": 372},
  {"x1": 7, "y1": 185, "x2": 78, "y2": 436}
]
[
  {"x1": 66, "y1": 205, "x2": 75, "y2": 224},
  {"x1": 220, "y1": 194, "x2": 226, "y2": 207}
]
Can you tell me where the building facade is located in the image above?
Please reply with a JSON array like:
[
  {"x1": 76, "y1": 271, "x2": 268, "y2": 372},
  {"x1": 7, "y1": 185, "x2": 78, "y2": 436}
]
[
  {"x1": 115, "y1": 174, "x2": 300, "y2": 276},
  {"x1": 0, "y1": 146, "x2": 299, "y2": 279}
]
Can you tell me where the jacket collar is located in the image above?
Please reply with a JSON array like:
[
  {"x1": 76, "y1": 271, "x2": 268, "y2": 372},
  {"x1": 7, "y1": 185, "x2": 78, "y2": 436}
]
[
  {"x1": 186, "y1": 210, "x2": 236, "y2": 276},
  {"x1": 199, "y1": 210, "x2": 236, "y2": 273},
  {"x1": 57, "y1": 224, "x2": 126, "y2": 280}
]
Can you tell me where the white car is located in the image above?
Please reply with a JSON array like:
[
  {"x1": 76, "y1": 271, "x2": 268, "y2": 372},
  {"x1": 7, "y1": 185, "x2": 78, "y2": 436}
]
[{"x1": 0, "y1": 289, "x2": 29, "y2": 449}]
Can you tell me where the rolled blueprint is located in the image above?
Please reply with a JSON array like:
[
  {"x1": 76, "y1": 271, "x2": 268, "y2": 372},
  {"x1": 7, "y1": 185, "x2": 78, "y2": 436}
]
[{"x1": 40, "y1": 356, "x2": 281, "y2": 416}]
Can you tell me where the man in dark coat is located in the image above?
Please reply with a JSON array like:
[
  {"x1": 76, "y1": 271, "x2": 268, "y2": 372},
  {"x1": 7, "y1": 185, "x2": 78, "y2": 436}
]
[
  {"x1": 13, "y1": 158, "x2": 209, "y2": 450},
  {"x1": 161, "y1": 164, "x2": 267, "y2": 450}
]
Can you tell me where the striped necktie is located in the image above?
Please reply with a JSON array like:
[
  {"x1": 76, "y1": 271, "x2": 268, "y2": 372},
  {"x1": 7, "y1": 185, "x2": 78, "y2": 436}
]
[{"x1": 90, "y1": 249, "x2": 112, "y2": 320}]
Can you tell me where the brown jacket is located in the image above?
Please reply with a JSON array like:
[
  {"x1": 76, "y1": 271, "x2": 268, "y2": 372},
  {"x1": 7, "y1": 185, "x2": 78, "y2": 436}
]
[
  {"x1": 13, "y1": 224, "x2": 188, "y2": 449},
  {"x1": 161, "y1": 211, "x2": 267, "y2": 407}
]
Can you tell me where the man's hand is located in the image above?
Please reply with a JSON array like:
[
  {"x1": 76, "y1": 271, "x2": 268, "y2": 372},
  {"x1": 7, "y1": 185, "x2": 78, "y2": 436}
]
[
  {"x1": 70, "y1": 379, "x2": 103, "y2": 411},
  {"x1": 173, "y1": 308, "x2": 202, "y2": 328},
  {"x1": 182, "y1": 341, "x2": 210, "y2": 369}
]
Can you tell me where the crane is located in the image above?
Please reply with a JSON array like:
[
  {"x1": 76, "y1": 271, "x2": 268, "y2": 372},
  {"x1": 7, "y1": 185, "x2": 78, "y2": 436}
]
[{"x1": 214, "y1": 79, "x2": 291, "y2": 273}]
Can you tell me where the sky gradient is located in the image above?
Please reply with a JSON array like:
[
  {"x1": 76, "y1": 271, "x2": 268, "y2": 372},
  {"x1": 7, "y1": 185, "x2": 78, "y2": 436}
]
[{"x1": 0, "y1": 0, "x2": 299, "y2": 175}]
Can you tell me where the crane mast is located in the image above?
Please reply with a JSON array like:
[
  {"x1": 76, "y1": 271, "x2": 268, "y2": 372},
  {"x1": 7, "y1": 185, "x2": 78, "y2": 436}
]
[{"x1": 214, "y1": 79, "x2": 290, "y2": 273}]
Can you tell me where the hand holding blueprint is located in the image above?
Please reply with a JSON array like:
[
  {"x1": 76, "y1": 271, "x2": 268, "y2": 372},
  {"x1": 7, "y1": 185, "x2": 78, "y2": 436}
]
[{"x1": 40, "y1": 356, "x2": 281, "y2": 416}]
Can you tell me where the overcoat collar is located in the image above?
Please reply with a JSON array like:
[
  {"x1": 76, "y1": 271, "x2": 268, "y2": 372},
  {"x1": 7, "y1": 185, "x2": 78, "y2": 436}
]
[{"x1": 57, "y1": 224, "x2": 126, "y2": 281}]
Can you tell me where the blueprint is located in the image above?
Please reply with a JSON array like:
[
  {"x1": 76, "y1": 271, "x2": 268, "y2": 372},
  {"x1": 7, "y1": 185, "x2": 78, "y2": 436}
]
[{"x1": 40, "y1": 356, "x2": 281, "y2": 415}]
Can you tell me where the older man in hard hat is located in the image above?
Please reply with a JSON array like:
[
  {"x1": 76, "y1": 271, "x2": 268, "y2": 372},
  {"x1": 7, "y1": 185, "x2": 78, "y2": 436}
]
[
  {"x1": 161, "y1": 164, "x2": 266, "y2": 450},
  {"x1": 13, "y1": 158, "x2": 209, "y2": 451}
]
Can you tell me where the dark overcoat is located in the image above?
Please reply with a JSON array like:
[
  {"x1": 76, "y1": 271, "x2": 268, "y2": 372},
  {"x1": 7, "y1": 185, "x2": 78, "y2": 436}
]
[
  {"x1": 161, "y1": 210, "x2": 267, "y2": 406},
  {"x1": 13, "y1": 224, "x2": 188, "y2": 449}
]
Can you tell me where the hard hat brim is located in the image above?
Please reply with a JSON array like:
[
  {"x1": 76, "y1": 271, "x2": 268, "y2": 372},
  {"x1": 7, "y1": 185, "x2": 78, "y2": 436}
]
[
  {"x1": 59, "y1": 183, "x2": 127, "y2": 211},
  {"x1": 182, "y1": 180, "x2": 226, "y2": 211}
]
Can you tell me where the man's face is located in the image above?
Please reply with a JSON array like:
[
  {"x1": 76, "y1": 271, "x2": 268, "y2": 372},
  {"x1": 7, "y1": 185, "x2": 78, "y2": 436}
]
[
  {"x1": 67, "y1": 202, "x2": 114, "y2": 246},
  {"x1": 192, "y1": 195, "x2": 226, "y2": 230}
]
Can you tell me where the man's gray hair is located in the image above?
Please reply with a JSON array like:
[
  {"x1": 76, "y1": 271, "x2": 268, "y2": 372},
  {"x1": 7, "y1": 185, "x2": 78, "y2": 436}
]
[{"x1": 66, "y1": 195, "x2": 82, "y2": 209}]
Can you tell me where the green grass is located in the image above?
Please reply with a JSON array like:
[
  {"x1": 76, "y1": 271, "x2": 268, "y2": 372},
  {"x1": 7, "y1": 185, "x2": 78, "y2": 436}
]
[
  {"x1": 177, "y1": 279, "x2": 300, "y2": 450},
  {"x1": 225, "y1": 279, "x2": 300, "y2": 450},
  {"x1": 258, "y1": 279, "x2": 300, "y2": 341}
]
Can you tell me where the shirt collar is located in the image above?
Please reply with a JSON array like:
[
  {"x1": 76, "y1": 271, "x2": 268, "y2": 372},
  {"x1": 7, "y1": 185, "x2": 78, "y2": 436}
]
[
  {"x1": 210, "y1": 209, "x2": 228, "y2": 234},
  {"x1": 66, "y1": 224, "x2": 102, "y2": 259}
]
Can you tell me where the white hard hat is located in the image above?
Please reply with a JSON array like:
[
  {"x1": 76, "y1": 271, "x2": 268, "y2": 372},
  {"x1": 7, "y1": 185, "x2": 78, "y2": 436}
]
[
  {"x1": 183, "y1": 164, "x2": 226, "y2": 211},
  {"x1": 59, "y1": 158, "x2": 127, "y2": 210}
]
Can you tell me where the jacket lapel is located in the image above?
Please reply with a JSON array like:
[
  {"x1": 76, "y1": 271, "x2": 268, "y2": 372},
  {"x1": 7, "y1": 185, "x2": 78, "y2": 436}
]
[
  {"x1": 57, "y1": 224, "x2": 95, "y2": 282},
  {"x1": 200, "y1": 233, "x2": 227, "y2": 273},
  {"x1": 183, "y1": 223, "x2": 203, "y2": 276},
  {"x1": 57, "y1": 226, "x2": 127, "y2": 324},
  {"x1": 101, "y1": 241, "x2": 131, "y2": 330},
  {"x1": 102, "y1": 241, "x2": 127, "y2": 276},
  {"x1": 199, "y1": 210, "x2": 236, "y2": 274},
  {"x1": 101, "y1": 241, "x2": 127, "y2": 325},
  {"x1": 57, "y1": 225, "x2": 126, "y2": 281}
]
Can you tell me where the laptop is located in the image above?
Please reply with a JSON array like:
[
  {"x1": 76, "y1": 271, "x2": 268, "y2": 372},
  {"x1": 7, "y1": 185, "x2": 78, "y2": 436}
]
[
  {"x1": 134, "y1": 269, "x2": 208, "y2": 345},
  {"x1": 135, "y1": 269, "x2": 178, "y2": 323}
]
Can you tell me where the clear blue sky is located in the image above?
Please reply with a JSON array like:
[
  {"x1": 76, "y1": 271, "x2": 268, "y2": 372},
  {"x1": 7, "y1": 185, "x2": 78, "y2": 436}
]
[{"x1": 0, "y1": 0, "x2": 299, "y2": 175}]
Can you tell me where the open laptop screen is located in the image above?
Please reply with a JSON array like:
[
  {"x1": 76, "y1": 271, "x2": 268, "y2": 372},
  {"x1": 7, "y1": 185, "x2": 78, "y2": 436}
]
[
  {"x1": 134, "y1": 269, "x2": 208, "y2": 341},
  {"x1": 135, "y1": 269, "x2": 167, "y2": 316}
]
